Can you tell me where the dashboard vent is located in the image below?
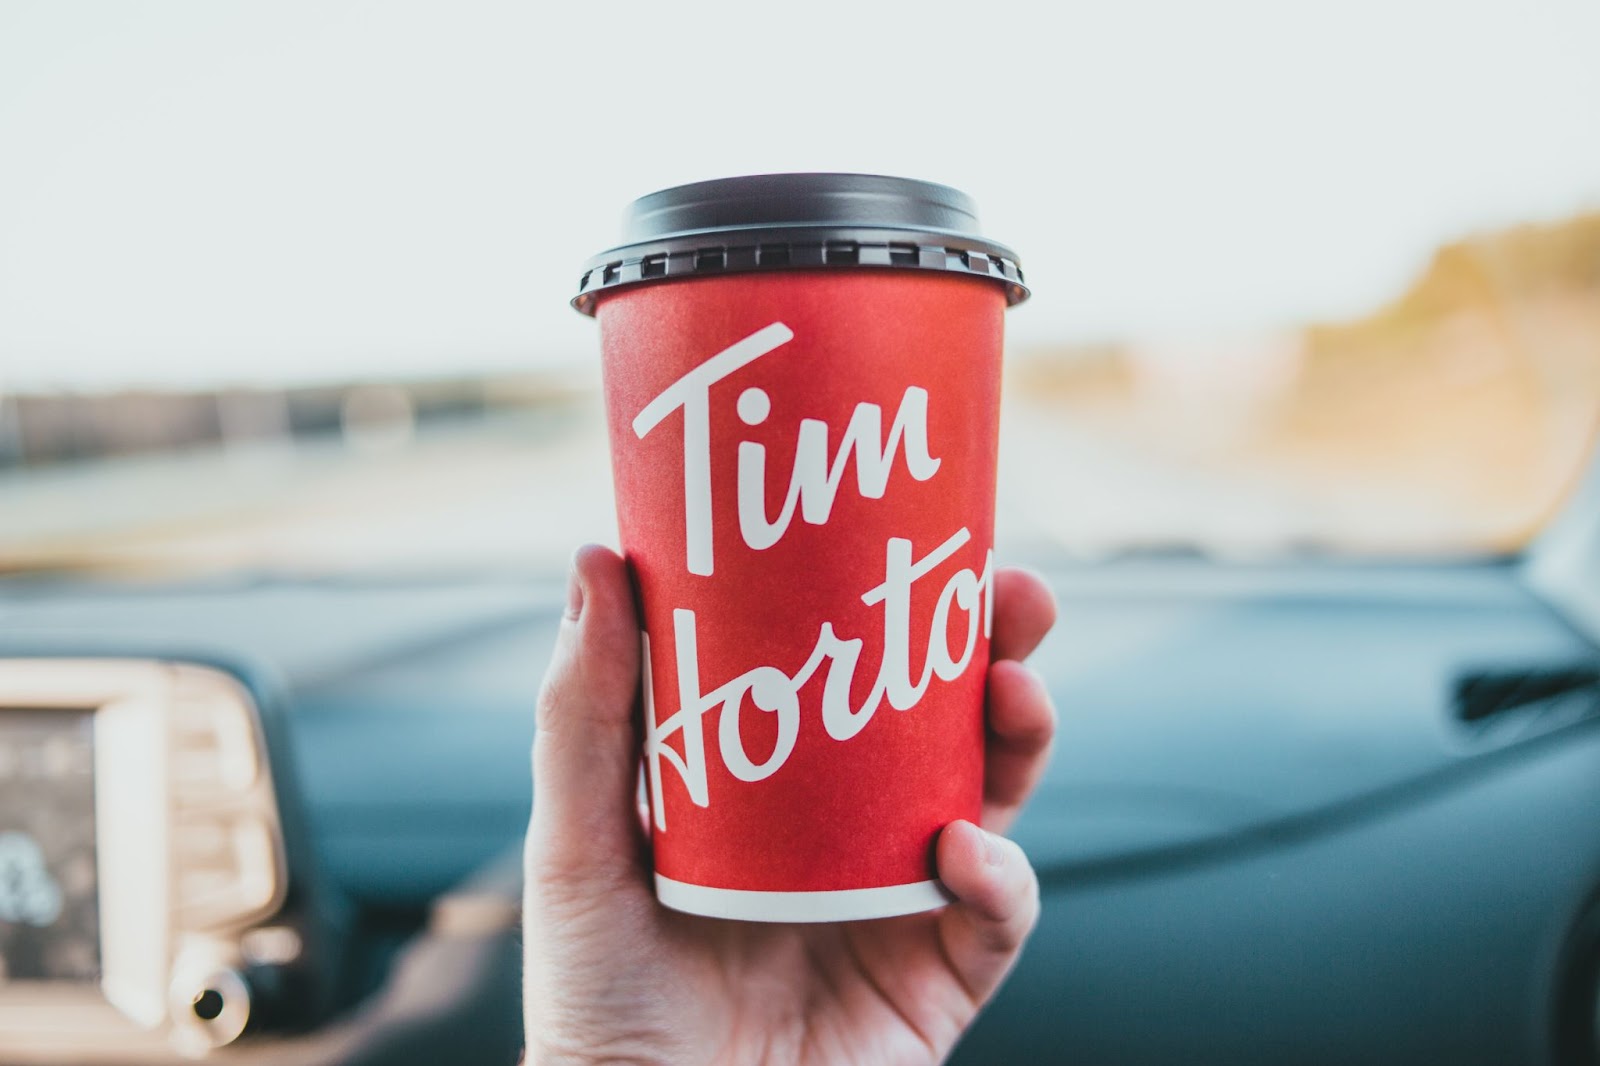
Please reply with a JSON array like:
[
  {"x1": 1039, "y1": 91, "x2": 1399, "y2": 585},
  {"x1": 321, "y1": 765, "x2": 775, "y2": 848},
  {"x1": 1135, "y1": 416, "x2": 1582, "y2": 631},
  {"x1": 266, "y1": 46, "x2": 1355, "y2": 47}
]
[
  {"x1": 1453, "y1": 664, "x2": 1600, "y2": 723},
  {"x1": 1449, "y1": 663, "x2": 1600, "y2": 755}
]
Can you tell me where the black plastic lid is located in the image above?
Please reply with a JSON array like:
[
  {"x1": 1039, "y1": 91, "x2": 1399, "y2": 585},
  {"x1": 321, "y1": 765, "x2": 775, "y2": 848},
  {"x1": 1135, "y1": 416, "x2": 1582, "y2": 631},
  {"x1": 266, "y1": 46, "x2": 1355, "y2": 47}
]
[{"x1": 572, "y1": 173, "x2": 1029, "y2": 315}]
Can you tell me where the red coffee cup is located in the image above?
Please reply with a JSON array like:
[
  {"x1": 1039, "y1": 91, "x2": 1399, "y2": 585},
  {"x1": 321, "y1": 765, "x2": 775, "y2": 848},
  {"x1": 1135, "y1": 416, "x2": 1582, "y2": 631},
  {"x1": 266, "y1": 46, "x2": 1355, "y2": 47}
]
[{"x1": 574, "y1": 174, "x2": 1029, "y2": 922}]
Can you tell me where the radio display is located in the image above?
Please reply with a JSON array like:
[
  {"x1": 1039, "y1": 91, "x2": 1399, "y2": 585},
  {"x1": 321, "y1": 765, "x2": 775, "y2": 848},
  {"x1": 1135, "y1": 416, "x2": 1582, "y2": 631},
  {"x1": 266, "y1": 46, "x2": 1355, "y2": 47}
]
[{"x1": 0, "y1": 709, "x2": 100, "y2": 983}]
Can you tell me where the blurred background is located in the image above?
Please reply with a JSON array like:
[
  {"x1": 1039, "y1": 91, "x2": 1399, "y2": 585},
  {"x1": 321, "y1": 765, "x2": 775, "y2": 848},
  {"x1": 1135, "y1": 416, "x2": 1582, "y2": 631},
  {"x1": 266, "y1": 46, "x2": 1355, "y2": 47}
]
[{"x1": 1, "y1": 0, "x2": 1598, "y2": 576}]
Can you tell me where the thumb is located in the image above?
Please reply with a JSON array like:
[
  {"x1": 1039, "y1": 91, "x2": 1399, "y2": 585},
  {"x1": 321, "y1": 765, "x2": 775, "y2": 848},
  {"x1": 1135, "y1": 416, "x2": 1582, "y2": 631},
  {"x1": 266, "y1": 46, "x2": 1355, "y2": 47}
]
[{"x1": 527, "y1": 544, "x2": 648, "y2": 889}]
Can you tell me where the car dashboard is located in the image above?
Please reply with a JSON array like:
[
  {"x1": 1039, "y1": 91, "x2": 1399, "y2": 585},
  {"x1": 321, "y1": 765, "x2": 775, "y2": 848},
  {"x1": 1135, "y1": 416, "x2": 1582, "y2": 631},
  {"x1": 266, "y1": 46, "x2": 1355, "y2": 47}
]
[{"x1": 0, "y1": 559, "x2": 1597, "y2": 1065}]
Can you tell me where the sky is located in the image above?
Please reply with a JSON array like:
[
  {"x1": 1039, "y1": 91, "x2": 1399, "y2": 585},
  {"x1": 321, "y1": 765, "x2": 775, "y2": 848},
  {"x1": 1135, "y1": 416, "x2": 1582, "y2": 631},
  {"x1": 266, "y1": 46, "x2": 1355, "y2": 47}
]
[{"x1": 1, "y1": 0, "x2": 1597, "y2": 390}]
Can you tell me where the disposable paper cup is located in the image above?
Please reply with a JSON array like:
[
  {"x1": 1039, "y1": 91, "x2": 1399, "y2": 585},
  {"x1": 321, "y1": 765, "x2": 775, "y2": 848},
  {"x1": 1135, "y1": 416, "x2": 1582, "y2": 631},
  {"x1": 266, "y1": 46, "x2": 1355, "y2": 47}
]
[{"x1": 573, "y1": 174, "x2": 1029, "y2": 922}]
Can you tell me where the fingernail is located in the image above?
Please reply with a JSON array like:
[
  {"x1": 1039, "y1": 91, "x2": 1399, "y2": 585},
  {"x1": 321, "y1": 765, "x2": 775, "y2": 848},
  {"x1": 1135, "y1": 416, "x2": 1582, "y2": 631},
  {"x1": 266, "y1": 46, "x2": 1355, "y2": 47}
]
[
  {"x1": 978, "y1": 825, "x2": 1005, "y2": 867},
  {"x1": 564, "y1": 562, "x2": 584, "y2": 621}
]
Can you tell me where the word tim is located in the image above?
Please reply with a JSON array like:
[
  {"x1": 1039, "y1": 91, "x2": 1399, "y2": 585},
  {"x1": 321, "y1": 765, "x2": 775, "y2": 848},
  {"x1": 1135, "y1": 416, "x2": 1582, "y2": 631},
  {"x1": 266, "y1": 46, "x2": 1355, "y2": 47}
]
[{"x1": 632, "y1": 322, "x2": 941, "y2": 577}]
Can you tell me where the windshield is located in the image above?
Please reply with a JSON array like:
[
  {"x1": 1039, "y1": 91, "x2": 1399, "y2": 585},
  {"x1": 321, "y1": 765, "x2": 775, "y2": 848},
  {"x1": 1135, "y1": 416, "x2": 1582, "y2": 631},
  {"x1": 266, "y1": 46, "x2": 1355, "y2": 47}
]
[{"x1": 3, "y1": 3, "x2": 1598, "y2": 579}]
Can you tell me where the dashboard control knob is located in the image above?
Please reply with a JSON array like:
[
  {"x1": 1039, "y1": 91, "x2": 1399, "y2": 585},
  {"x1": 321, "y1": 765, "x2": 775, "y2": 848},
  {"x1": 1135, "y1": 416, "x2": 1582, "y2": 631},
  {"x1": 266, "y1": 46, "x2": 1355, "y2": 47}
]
[{"x1": 169, "y1": 966, "x2": 251, "y2": 1052}]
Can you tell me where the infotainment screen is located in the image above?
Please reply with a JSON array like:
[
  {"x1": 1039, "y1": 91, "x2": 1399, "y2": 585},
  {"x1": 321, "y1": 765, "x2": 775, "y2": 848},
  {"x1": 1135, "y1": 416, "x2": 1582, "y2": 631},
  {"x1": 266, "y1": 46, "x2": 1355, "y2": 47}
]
[{"x1": 0, "y1": 709, "x2": 100, "y2": 983}]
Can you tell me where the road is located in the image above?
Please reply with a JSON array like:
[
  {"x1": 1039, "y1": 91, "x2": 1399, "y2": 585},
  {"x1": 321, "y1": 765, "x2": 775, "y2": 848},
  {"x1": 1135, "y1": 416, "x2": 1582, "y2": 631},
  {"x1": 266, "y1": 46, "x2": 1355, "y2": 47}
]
[{"x1": 0, "y1": 391, "x2": 1508, "y2": 580}]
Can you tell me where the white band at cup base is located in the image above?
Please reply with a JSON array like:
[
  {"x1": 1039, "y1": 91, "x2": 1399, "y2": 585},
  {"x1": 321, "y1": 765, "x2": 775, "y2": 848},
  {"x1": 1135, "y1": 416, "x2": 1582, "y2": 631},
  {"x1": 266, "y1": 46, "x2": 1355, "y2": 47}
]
[{"x1": 654, "y1": 874, "x2": 954, "y2": 923}]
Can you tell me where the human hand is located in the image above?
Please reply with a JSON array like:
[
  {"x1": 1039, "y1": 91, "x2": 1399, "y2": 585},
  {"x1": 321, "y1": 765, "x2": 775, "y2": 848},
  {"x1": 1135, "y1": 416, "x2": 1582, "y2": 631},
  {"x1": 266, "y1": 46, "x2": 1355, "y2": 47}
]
[{"x1": 524, "y1": 544, "x2": 1058, "y2": 1065}]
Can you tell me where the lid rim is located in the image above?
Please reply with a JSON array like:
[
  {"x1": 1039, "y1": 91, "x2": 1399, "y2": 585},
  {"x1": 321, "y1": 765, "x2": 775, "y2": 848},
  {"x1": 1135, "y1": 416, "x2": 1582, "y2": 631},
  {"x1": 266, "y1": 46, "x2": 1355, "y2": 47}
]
[
  {"x1": 584, "y1": 224, "x2": 1023, "y2": 272},
  {"x1": 572, "y1": 232, "x2": 1028, "y2": 316}
]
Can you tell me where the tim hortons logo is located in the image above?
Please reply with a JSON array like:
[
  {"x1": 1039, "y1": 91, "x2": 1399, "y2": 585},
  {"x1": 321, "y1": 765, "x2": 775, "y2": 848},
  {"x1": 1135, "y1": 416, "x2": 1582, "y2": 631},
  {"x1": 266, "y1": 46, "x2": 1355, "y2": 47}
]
[{"x1": 632, "y1": 322, "x2": 993, "y2": 830}]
